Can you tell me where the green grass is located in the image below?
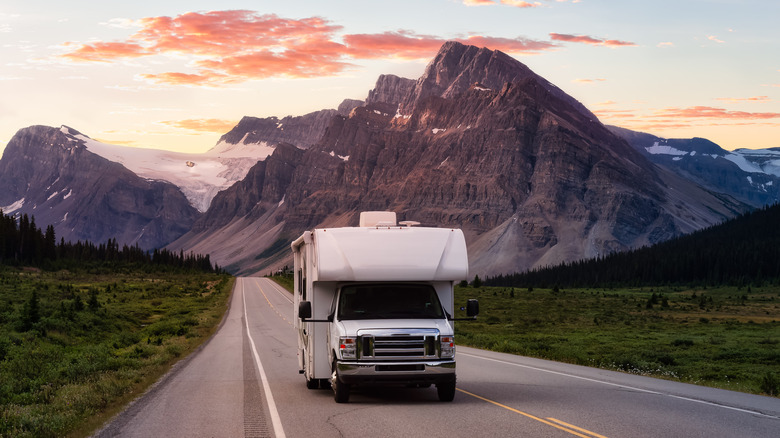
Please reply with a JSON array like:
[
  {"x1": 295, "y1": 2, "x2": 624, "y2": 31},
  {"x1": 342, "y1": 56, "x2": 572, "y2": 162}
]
[
  {"x1": 268, "y1": 274, "x2": 780, "y2": 396},
  {"x1": 0, "y1": 266, "x2": 234, "y2": 438},
  {"x1": 454, "y1": 285, "x2": 780, "y2": 396}
]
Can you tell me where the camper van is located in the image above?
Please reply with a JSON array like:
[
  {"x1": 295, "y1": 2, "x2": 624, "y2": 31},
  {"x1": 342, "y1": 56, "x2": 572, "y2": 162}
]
[{"x1": 291, "y1": 212, "x2": 478, "y2": 403}]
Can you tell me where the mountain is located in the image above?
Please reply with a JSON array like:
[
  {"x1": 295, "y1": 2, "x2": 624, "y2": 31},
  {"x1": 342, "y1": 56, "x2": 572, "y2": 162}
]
[
  {"x1": 610, "y1": 126, "x2": 780, "y2": 207},
  {"x1": 169, "y1": 41, "x2": 746, "y2": 276},
  {"x1": 217, "y1": 103, "x2": 361, "y2": 151},
  {"x1": 0, "y1": 126, "x2": 199, "y2": 249}
]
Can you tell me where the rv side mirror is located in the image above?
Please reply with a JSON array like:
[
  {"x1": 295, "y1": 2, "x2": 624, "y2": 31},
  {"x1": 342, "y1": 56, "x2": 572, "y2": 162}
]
[
  {"x1": 466, "y1": 299, "x2": 479, "y2": 317},
  {"x1": 298, "y1": 301, "x2": 312, "y2": 319}
]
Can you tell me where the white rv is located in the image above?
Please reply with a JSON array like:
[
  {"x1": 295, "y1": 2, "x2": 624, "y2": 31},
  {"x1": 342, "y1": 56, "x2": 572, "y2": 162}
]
[{"x1": 291, "y1": 212, "x2": 478, "y2": 403}]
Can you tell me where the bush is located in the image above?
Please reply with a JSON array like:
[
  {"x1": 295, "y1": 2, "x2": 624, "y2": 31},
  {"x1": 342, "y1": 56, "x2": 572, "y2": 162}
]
[{"x1": 759, "y1": 372, "x2": 779, "y2": 396}]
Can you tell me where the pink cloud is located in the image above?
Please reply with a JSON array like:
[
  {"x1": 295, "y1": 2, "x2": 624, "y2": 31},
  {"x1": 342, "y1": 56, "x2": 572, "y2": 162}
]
[
  {"x1": 60, "y1": 41, "x2": 149, "y2": 62},
  {"x1": 54, "y1": 10, "x2": 599, "y2": 86},
  {"x1": 653, "y1": 106, "x2": 780, "y2": 120},
  {"x1": 573, "y1": 78, "x2": 606, "y2": 84},
  {"x1": 550, "y1": 33, "x2": 637, "y2": 47},
  {"x1": 715, "y1": 96, "x2": 771, "y2": 103},
  {"x1": 500, "y1": 0, "x2": 541, "y2": 8},
  {"x1": 159, "y1": 118, "x2": 238, "y2": 133},
  {"x1": 462, "y1": 0, "x2": 496, "y2": 5}
]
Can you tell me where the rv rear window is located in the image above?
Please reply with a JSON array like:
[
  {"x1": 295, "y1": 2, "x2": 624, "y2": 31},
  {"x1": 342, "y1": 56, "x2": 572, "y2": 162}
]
[{"x1": 337, "y1": 284, "x2": 445, "y2": 320}]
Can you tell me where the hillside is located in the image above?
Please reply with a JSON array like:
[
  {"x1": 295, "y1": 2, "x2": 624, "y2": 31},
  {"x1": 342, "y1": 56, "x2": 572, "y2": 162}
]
[{"x1": 487, "y1": 203, "x2": 780, "y2": 287}]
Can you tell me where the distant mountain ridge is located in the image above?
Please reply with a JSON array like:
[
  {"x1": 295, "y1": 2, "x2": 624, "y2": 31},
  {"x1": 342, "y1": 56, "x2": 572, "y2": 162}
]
[
  {"x1": 0, "y1": 41, "x2": 755, "y2": 275},
  {"x1": 610, "y1": 126, "x2": 780, "y2": 207}
]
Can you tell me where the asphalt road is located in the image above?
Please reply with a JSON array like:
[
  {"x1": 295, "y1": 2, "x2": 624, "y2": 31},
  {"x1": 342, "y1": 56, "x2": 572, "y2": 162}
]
[{"x1": 95, "y1": 277, "x2": 780, "y2": 437}]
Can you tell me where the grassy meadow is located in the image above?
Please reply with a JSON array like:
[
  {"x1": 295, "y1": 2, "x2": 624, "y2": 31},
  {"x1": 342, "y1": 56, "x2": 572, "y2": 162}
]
[
  {"x1": 0, "y1": 266, "x2": 233, "y2": 438},
  {"x1": 454, "y1": 284, "x2": 780, "y2": 396}
]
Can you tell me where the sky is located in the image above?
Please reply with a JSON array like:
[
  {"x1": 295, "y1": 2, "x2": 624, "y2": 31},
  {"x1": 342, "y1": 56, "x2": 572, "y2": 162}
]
[{"x1": 1, "y1": 0, "x2": 778, "y2": 155}]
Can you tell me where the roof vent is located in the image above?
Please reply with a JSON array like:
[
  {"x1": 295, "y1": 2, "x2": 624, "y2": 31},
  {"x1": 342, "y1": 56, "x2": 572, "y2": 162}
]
[{"x1": 359, "y1": 211, "x2": 397, "y2": 227}]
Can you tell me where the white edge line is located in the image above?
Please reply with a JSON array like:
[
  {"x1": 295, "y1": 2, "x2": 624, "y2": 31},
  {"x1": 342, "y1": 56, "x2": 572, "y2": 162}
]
[
  {"x1": 243, "y1": 279, "x2": 287, "y2": 438},
  {"x1": 460, "y1": 352, "x2": 779, "y2": 420}
]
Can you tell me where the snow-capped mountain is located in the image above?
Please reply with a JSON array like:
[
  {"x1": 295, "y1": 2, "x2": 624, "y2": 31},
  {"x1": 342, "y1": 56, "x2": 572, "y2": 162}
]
[
  {"x1": 0, "y1": 125, "x2": 200, "y2": 250},
  {"x1": 76, "y1": 129, "x2": 276, "y2": 212},
  {"x1": 610, "y1": 126, "x2": 780, "y2": 207}
]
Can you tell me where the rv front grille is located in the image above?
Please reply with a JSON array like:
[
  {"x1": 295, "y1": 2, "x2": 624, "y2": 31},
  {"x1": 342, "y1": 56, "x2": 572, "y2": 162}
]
[{"x1": 357, "y1": 329, "x2": 440, "y2": 360}]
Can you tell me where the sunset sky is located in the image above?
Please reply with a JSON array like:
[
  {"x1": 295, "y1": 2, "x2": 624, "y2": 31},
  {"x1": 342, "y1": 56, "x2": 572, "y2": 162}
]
[{"x1": 1, "y1": 0, "x2": 778, "y2": 155}]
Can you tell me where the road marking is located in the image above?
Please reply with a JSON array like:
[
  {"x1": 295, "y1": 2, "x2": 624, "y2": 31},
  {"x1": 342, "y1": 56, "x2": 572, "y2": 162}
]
[
  {"x1": 457, "y1": 388, "x2": 606, "y2": 438},
  {"x1": 252, "y1": 278, "x2": 292, "y2": 327},
  {"x1": 460, "y1": 351, "x2": 780, "y2": 420},
  {"x1": 242, "y1": 279, "x2": 287, "y2": 438},
  {"x1": 547, "y1": 418, "x2": 609, "y2": 438}
]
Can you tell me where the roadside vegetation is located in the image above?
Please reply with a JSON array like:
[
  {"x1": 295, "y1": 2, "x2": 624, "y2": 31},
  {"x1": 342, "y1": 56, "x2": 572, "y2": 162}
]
[
  {"x1": 0, "y1": 267, "x2": 233, "y2": 438},
  {"x1": 0, "y1": 211, "x2": 233, "y2": 437},
  {"x1": 454, "y1": 284, "x2": 780, "y2": 397},
  {"x1": 269, "y1": 267, "x2": 780, "y2": 397}
]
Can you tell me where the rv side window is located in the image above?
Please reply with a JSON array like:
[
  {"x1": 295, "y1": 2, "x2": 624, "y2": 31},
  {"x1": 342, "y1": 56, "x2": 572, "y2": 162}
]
[{"x1": 337, "y1": 284, "x2": 445, "y2": 320}]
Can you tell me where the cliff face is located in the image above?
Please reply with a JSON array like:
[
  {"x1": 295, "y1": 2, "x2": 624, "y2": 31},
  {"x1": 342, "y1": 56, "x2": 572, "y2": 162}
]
[
  {"x1": 0, "y1": 126, "x2": 199, "y2": 249},
  {"x1": 366, "y1": 74, "x2": 416, "y2": 106},
  {"x1": 170, "y1": 42, "x2": 744, "y2": 276}
]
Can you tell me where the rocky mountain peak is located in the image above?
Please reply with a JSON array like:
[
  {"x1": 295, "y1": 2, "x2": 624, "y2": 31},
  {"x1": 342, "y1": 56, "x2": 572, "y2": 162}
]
[
  {"x1": 366, "y1": 74, "x2": 416, "y2": 107},
  {"x1": 398, "y1": 41, "x2": 595, "y2": 120}
]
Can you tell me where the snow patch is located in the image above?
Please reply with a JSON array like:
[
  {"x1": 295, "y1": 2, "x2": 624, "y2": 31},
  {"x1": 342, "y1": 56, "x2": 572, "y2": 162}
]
[
  {"x1": 673, "y1": 157, "x2": 683, "y2": 161},
  {"x1": 645, "y1": 142, "x2": 688, "y2": 156},
  {"x1": 432, "y1": 128, "x2": 446, "y2": 134},
  {"x1": 277, "y1": 195, "x2": 285, "y2": 207},
  {"x1": 747, "y1": 176, "x2": 754, "y2": 184},
  {"x1": 723, "y1": 153, "x2": 763, "y2": 173},
  {"x1": 2, "y1": 198, "x2": 24, "y2": 213},
  {"x1": 47, "y1": 191, "x2": 59, "y2": 201},
  {"x1": 63, "y1": 189, "x2": 72, "y2": 199}
]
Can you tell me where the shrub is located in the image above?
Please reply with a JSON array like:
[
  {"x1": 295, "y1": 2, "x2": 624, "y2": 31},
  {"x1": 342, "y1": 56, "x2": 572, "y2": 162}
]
[{"x1": 759, "y1": 372, "x2": 779, "y2": 396}]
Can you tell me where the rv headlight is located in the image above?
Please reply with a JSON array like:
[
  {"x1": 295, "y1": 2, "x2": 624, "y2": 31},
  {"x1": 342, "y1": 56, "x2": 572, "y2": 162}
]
[
  {"x1": 440, "y1": 336, "x2": 455, "y2": 358},
  {"x1": 339, "y1": 336, "x2": 357, "y2": 360}
]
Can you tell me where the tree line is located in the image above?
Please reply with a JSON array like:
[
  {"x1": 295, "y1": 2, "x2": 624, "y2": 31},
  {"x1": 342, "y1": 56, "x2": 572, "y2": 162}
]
[
  {"x1": 486, "y1": 203, "x2": 780, "y2": 288},
  {"x1": 0, "y1": 210, "x2": 220, "y2": 273}
]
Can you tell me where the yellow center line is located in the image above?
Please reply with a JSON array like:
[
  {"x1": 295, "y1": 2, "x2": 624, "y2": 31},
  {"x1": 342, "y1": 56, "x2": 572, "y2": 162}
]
[
  {"x1": 251, "y1": 278, "x2": 293, "y2": 327},
  {"x1": 457, "y1": 388, "x2": 607, "y2": 438},
  {"x1": 547, "y1": 418, "x2": 609, "y2": 438}
]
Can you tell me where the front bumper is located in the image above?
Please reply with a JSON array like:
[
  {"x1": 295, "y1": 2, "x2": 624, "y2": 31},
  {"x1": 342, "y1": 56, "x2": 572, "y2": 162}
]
[{"x1": 336, "y1": 360, "x2": 456, "y2": 385}]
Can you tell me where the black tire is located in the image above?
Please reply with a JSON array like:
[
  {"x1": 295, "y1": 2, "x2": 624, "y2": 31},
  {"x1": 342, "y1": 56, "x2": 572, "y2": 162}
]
[
  {"x1": 332, "y1": 366, "x2": 350, "y2": 403},
  {"x1": 436, "y1": 382, "x2": 456, "y2": 402},
  {"x1": 305, "y1": 376, "x2": 319, "y2": 389}
]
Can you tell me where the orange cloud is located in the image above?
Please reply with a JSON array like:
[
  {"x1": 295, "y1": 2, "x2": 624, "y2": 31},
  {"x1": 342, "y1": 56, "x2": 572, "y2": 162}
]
[
  {"x1": 343, "y1": 32, "x2": 555, "y2": 60},
  {"x1": 653, "y1": 106, "x2": 780, "y2": 120},
  {"x1": 463, "y1": 0, "x2": 496, "y2": 5},
  {"x1": 458, "y1": 35, "x2": 556, "y2": 54},
  {"x1": 550, "y1": 33, "x2": 636, "y2": 47},
  {"x1": 715, "y1": 96, "x2": 771, "y2": 103},
  {"x1": 60, "y1": 41, "x2": 149, "y2": 62},
  {"x1": 573, "y1": 78, "x2": 606, "y2": 84},
  {"x1": 159, "y1": 118, "x2": 238, "y2": 133},
  {"x1": 54, "y1": 10, "x2": 575, "y2": 86},
  {"x1": 500, "y1": 0, "x2": 541, "y2": 7},
  {"x1": 343, "y1": 31, "x2": 446, "y2": 60}
]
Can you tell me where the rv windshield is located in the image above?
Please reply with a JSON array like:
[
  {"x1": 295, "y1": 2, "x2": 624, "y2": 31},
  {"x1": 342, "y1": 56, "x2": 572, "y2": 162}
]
[{"x1": 337, "y1": 284, "x2": 445, "y2": 320}]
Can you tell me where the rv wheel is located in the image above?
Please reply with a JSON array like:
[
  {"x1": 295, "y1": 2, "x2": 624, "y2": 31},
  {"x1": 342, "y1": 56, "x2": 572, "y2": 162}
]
[
  {"x1": 437, "y1": 382, "x2": 456, "y2": 402},
  {"x1": 331, "y1": 365, "x2": 350, "y2": 403}
]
